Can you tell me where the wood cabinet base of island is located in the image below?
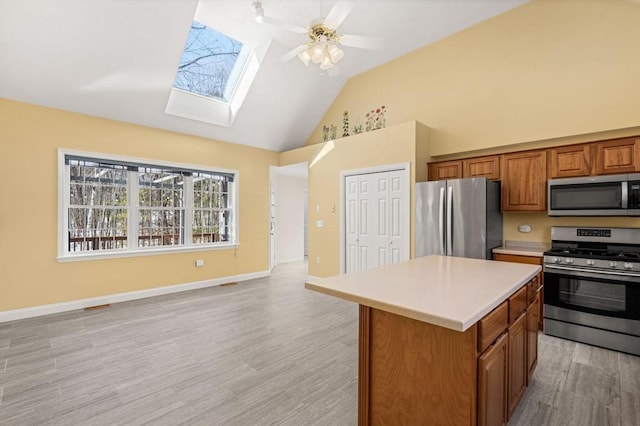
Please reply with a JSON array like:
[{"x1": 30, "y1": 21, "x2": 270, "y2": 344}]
[
  {"x1": 358, "y1": 306, "x2": 478, "y2": 425},
  {"x1": 358, "y1": 275, "x2": 542, "y2": 426}
]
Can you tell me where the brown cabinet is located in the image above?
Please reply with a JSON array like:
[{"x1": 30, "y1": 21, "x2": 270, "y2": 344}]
[
  {"x1": 507, "y1": 311, "x2": 527, "y2": 419},
  {"x1": 501, "y1": 150, "x2": 547, "y2": 211},
  {"x1": 427, "y1": 160, "x2": 462, "y2": 181},
  {"x1": 478, "y1": 332, "x2": 508, "y2": 426},
  {"x1": 593, "y1": 138, "x2": 640, "y2": 175},
  {"x1": 463, "y1": 155, "x2": 501, "y2": 180},
  {"x1": 527, "y1": 292, "x2": 540, "y2": 383},
  {"x1": 494, "y1": 255, "x2": 544, "y2": 331},
  {"x1": 548, "y1": 144, "x2": 592, "y2": 178},
  {"x1": 477, "y1": 274, "x2": 540, "y2": 426}
]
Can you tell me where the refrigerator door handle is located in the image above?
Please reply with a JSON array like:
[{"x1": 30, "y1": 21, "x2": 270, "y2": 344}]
[
  {"x1": 447, "y1": 186, "x2": 453, "y2": 256},
  {"x1": 438, "y1": 187, "x2": 445, "y2": 255}
]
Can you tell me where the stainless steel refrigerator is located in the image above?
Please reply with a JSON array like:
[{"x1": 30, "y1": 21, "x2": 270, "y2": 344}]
[{"x1": 415, "y1": 178, "x2": 502, "y2": 259}]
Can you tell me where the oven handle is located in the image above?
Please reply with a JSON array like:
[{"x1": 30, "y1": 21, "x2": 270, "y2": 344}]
[{"x1": 544, "y1": 264, "x2": 640, "y2": 282}]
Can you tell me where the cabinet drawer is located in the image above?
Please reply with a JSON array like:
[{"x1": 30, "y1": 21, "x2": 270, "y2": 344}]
[
  {"x1": 509, "y1": 286, "x2": 528, "y2": 324},
  {"x1": 478, "y1": 301, "x2": 508, "y2": 353}
]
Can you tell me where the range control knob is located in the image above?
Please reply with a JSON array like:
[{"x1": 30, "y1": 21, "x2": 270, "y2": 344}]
[
  {"x1": 624, "y1": 262, "x2": 634, "y2": 270},
  {"x1": 609, "y1": 261, "x2": 618, "y2": 268},
  {"x1": 565, "y1": 258, "x2": 574, "y2": 264},
  {"x1": 586, "y1": 259, "x2": 595, "y2": 266},
  {"x1": 551, "y1": 257, "x2": 559, "y2": 264}
]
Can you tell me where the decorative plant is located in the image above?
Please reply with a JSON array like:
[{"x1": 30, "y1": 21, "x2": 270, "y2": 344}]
[
  {"x1": 342, "y1": 111, "x2": 350, "y2": 137},
  {"x1": 330, "y1": 124, "x2": 337, "y2": 140},
  {"x1": 365, "y1": 106, "x2": 387, "y2": 132},
  {"x1": 322, "y1": 125, "x2": 329, "y2": 142}
]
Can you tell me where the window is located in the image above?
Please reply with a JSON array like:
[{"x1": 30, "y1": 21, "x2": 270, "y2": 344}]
[
  {"x1": 59, "y1": 150, "x2": 237, "y2": 260},
  {"x1": 173, "y1": 21, "x2": 250, "y2": 102}
]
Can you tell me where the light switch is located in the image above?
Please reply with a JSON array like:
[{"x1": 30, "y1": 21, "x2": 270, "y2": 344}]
[{"x1": 316, "y1": 220, "x2": 324, "y2": 228}]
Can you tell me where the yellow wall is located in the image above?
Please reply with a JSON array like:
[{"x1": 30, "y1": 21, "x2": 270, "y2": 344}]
[
  {"x1": 503, "y1": 214, "x2": 640, "y2": 243},
  {"x1": 0, "y1": 99, "x2": 279, "y2": 312},
  {"x1": 308, "y1": 0, "x2": 640, "y2": 157},
  {"x1": 281, "y1": 121, "x2": 430, "y2": 276}
]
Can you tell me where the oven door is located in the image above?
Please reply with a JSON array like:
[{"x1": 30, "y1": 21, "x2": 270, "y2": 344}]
[{"x1": 544, "y1": 265, "x2": 640, "y2": 321}]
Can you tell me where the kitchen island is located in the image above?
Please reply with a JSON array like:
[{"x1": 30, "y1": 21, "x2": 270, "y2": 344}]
[{"x1": 306, "y1": 255, "x2": 542, "y2": 426}]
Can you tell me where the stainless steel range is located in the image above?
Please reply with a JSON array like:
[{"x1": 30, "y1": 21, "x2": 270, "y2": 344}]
[{"x1": 543, "y1": 226, "x2": 640, "y2": 356}]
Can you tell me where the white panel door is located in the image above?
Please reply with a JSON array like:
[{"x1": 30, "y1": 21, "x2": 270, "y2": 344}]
[
  {"x1": 345, "y1": 169, "x2": 408, "y2": 273},
  {"x1": 345, "y1": 175, "x2": 360, "y2": 273},
  {"x1": 389, "y1": 170, "x2": 409, "y2": 264}
]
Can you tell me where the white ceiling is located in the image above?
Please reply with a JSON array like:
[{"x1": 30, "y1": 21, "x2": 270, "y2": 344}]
[{"x1": 0, "y1": 0, "x2": 527, "y2": 152}]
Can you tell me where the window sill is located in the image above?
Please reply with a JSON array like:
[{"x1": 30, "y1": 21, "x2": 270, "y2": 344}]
[{"x1": 57, "y1": 243, "x2": 238, "y2": 263}]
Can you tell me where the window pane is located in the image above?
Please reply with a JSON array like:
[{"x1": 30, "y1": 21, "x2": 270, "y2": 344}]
[
  {"x1": 67, "y1": 159, "x2": 128, "y2": 252},
  {"x1": 68, "y1": 207, "x2": 128, "y2": 252}
]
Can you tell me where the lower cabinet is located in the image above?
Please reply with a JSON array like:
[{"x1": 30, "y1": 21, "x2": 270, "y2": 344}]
[
  {"x1": 477, "y1": 273, "x2": 541, "y2": 426},
  {"x1": 507, "y1": 312, "x2": 527, "y2": 419},
  {"x1": 478, "y1": 333, "x2": 508, "y2": 426}
]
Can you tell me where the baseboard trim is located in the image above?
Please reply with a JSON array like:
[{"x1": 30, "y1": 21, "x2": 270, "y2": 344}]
[{"x1": 0, "y1": 270, "x2": 270, "y2": 323}]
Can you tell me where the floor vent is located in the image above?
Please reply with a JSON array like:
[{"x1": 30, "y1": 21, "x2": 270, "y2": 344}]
[{"x1": 84, "y1": 304, "x2": 111, "y2": 311}]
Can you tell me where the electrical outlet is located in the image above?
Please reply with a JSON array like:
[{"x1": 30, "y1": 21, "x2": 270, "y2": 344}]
[{"x1": 195, "y1": 259, "x2": 204, "y2": 267}]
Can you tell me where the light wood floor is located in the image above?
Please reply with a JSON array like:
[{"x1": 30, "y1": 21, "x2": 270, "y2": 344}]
[{"x1": 0, "y1": 261, "x2": 638, "y2": 425}]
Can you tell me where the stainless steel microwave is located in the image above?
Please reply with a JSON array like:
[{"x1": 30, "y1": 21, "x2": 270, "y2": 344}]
[{"x1": 548, "y1": 173, "x2": 640, "y2": 216}]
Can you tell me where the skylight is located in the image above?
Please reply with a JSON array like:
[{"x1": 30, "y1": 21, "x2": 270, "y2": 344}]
[
  {"x1": 165, "y1": 13, "x2": 264, "y2": 128},
  {"x1": 173, "y1": 21, "x2": 250, "y2": 102}
]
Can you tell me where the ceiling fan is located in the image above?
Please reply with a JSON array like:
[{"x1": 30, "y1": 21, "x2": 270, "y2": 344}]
[{"x1": 253, "y1": 1, "x2": 378, "y2": 71}]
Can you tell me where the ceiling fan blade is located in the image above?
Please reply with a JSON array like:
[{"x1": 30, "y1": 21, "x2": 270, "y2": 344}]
[
  {"x1": 340, "y1": 34, "x2": 382, "y2": 50},
  {"x1": 280, "y1": 45, "x2": 307, "y2": 63},
  {"x1": 323, "y1": 1, "x2": 353, "y2": 29},
  {"x1": 261, "y1": 16, "x2": 308, "y2": 34}
]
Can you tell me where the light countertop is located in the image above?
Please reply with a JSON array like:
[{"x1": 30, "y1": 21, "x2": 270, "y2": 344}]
[
  {"x1": 492, "y1": 240, "x2": 550, "y2": 257},
  {"x1": 305, "y1": 255, "x2": 541, "y2": 332}
]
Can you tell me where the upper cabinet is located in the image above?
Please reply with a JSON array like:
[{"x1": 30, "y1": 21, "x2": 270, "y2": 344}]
[
  {"x1": 428, "y1": 155, "x2": 500, "y2": 181},
  {"x1": 548, "y1": 144, "x2": 592, "y2": 178},
  {"x1": 426, "y1": 135, "x2": 639, "y2": 212},
  {"x1": 593, "y1": 138, "x2": 640, "y2": 175},
  {"x1": 463, "y1": 155, "x2": 501, "y2": 180},
  {"x1": 427, "y1": 160, "x2": 462, "y2": 181},
  {"x1": 501, "y1": 150, "x2": 547, "y2": 212}
]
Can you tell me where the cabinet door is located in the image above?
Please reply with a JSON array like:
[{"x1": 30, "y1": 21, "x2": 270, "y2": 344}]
[
  {"x1": 428, "y1": 160, "x2": 462, "y2": 181},
  {"x1": 594, "y1": 138, "x2": 640, "y2": 174},
  {"x1": 507, "y1": 312, "x2": 527, "y2": 420},
  {"x1": 527, "y1": 292, "x2": 540, "y2": 383},
  {"x1": 548, "y1": 144, "x2": 592, "y2": 178},
  {"x1": 501, "y1": 150, "x2": 547, "y2": 211},
  {"x1": 478, "y1": 333, "x2": 508, "y2": 426},
  {"x1": 463, "y1": 155, "x2": 501, "y2": 180}
]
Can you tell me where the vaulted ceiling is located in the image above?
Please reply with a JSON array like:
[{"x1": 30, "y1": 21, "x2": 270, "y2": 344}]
[{"x1": 0, "y1": 0, "x2": 527, "y2": 152}]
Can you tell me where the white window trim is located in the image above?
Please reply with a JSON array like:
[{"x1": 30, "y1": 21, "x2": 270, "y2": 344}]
[{"x1": 57, "y1": 148, "x2": 240, "y2": 262}]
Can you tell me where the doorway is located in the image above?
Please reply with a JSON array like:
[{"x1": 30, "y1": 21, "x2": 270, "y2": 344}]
[{"x1": 270, "y1": 163, "x2": 309, "y2": 270}]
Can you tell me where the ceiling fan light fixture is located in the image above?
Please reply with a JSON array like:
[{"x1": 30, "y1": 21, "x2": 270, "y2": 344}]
[
  {"x1": 319, "y1": 56, "x2": 334, "y2": 70},
  {"x1": 298, "y1": 49, "x2": 311, "y2": 66},
  {"x1": 327, "y1": 43, "x2": 344, "y2": 63},
  {"x1": 311, "y1": 44, "x2": 325, "y2": 64}
]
